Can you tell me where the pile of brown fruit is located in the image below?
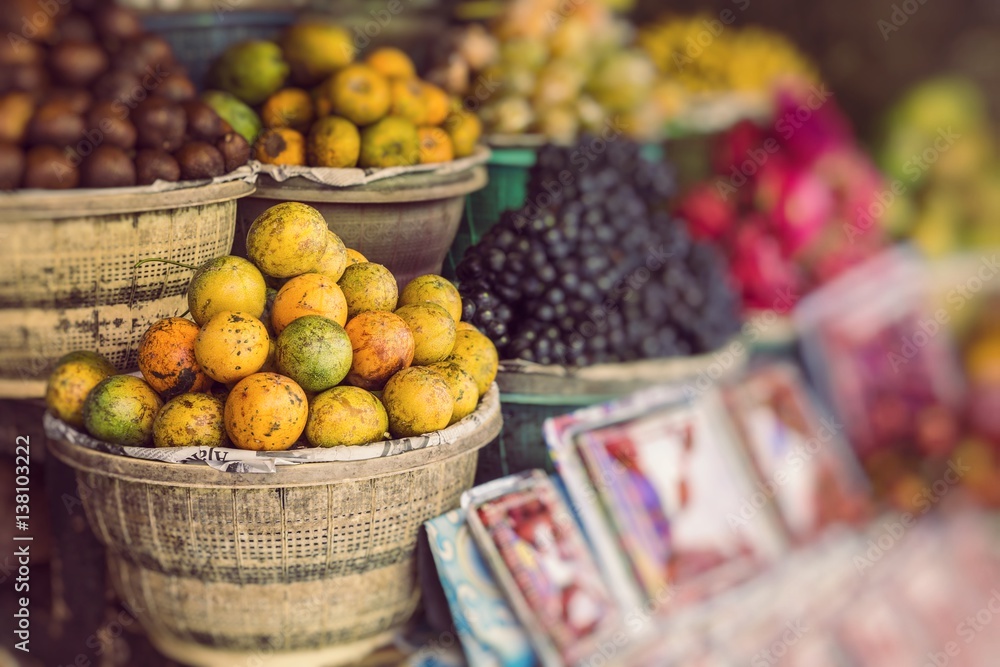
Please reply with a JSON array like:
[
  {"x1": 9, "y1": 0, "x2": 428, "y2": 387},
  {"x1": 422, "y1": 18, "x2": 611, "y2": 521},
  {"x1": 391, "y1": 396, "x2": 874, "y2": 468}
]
[{"x1": 0, "y1": 0, "x2": 251, "y2": 190}]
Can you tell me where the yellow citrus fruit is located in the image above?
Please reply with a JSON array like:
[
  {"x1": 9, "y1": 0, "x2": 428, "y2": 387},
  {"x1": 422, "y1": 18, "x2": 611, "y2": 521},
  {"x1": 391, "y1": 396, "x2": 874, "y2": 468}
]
[
  {"x1": 338, "y1": 262, "x2": 398, "y2": 319},
  {"x1": 224, "y1": 372, "x2": 307, "y2": 451},
  {"x1": 456, "y1": 321, "x2": 479, "y2": 333},
  {"x1": 312, "y1": 230, "x2": 348, "y2": 282},
  {"x1": 275, "y1": 315, "x2": 353, "y2": 392},
  {"x1": 427, "y1": 361, "x2": 479, "y2": 425},
  {"x1": 420, "y1": 82, "x2": 450, "y2": 126},
  {"x1": 306, "y1": 386, "x2": 388, "y2": 447},
  {"x1": 271, "y1": 272, "x2": 348, "y2": 334},
  {"x1": 281, "y1": 23, "x2": 355, "y2": 87},
  {"x1": 418, "y1": 127, "x2": 454, "y2": 164},
  {"x1": 45, "y1": 351, "x2": 116, "y2": 428},
  {"x1": 246, "y1": 202, "x2": 330, "y2": 279},
  {"x1": 152, "y1": 393, "x2": 227, "y2": 447},
  {"x1": 325, "y1": 64, "x2": 391, "y2": 127},
  {"x1": 83, "y1": 375, "x2": 164, "y2": 446},
  {"x1": 261, "y1": 87, "x2": 315, "y2": 132},
  {"x1": 365, "y1": 47, "x2": 416, "y2": 81},
  {"x1": 399, "y1": 274, "x2": 462, "y2": 322},
  {"x1": 194, "y1": 311, "x2": 270, "y2": 383},
  {"x1": 382, "y1": 366, "x2": 454, "y2": 438},
  {"x1": 345, "y1": 248, "x2": 367, "y2": 265},
  {"x1": 394, "y1": 302, "x2": 456, "y2": 365},
  {"x1": 389, "y1": 78, "x2": 428, "y2": 125},
  {"x1": 446, "y1": 328, "x2": 498, "y2": 395},
  {"x1": 137, "y1": 317, "x2": 212, "y2": 399},
  {"x1": 187, "y1": 255, "x2": 267, "y2": 326},
  {"x1": 445, "y1": 110, "x2": 482, "y2": 158},
  {"x1": 306, "y1": 115, "x2": 361, "y2": 168},
  {"x1": 344, "y1": 311, "x2": 414, "y2": 391},
  {"x1": 359, "y1": 115, "x2": 420, "y2": 168},
  {"x1": 254, "y1": 127, "x2": 307, "y2": 166}
]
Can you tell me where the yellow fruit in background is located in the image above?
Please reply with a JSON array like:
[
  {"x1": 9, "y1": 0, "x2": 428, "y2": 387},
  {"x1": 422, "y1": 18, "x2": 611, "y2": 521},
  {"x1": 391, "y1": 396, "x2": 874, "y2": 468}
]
[
  {"x1": 419, "y1": 82, "x2": 450, "y2": 126},
  {"x1": 399, "y1": 274, "x2": 462, "y2": 322},
  {"x1": 382, "y1": 366, "x2": 454, "y2": 438},
  {"x1": 418, "y1": 127, "x2": 454, "y2": 164},
  {"x1": 275, "y1": 315, "x2": 353, "y2": 392},
  {"x1": 307, "y1": 115, "x2": 361, "y2": 168},
  {"x1": 325, "y1": 64, "x2": 391, "y2": 127},
  {"x1": 45, "y1": 351, "x2": 117, "y2": 428},
  {"x1": 427, "y1": 361, "x2": 479, "y2": 425},
  {"x1": 187, "y1": 255, "x2": 267, "y2": 326},
  {"x1": 254, "y1": 127, "x2": 307, "y2": 166},
  {"x1": 306, "y1": 386, "x2": 388, "y2": 447},
  {"x1": 966, "y1": 335, "x2": 1000, "y2": 385},
  {"x1": 395, "y1": 303, "x2": 456, "y2": 365},
  {"x1": 83, "y1": 375, "x2": 163, "y2": 446},
  {"x1": 281, "y1": 23, "x2": 355, "y2": 87},
  {"x1": 445, "y1": 110, "x2": 481, "y2": 158},
  {"x1": 194, "y1": 311, "x2": 270, "y2": 384},
  {"x1": 225, "y1": 372, "x2": 307, "y2": 451},
  {"x1": 246, "y1": 202, "x2": 330, "y2": 278},
  {"x1": 365, "y1": 47, "x2": 416, "y2": 81},
  {"x1": 390, "y1": 79, "x2": 429, "y2": 125},
  {"x1": 344, "y1": 311, "x2": 415, "y2": 391},
  {"x1": 446, "y1": 328, "x2": 498, "y2": 395},
  {"x1": 153, "y1": 393, "x2": 227, "y2": 447},
  {"x1": 359, "y1": 116, "x2": 420, "y2": 168},
  {"x1": 313, "y1": 230, "x2": 348, "y2": 281},
  {"x1": 261, "y1": 88, "x2": 315, "y2": 133},
  {"x1": 271, "y1": 272, "x2": 348, "y2": 334},
  {"x1": 346, "y1": 248, "x2": 367, "y2": 265},
  {"x1": 137, "y1": 317, "x2": 212, "y2": 399},
  {"x1": 338, "y1": 262, "x2": 398, "y2": 318}
]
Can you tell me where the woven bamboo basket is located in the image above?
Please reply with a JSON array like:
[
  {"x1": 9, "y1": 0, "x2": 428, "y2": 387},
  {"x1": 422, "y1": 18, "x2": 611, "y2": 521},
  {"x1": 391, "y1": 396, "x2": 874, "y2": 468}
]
[
  {"x1": 47, "y1": 385, "x2": 502, "y2": 667},
  {"x1": 0, "y1": 180, "x2": 255, "y2": 398}
]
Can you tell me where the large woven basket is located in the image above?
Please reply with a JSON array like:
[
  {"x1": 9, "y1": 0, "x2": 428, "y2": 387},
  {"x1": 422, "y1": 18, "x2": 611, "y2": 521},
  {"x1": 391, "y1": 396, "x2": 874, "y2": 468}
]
[
  {"x1": 0, "y1": 180, "x2": 255, "y2": 398},
  {"x1": 47, "y1": 385, "x2": 502, "y2": 667}
]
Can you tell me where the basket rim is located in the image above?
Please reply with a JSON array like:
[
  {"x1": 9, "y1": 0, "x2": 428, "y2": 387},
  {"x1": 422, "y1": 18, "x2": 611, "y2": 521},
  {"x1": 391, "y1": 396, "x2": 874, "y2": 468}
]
[{"x1": 47, "y1": 385, "x2": 501, "y2": 489}]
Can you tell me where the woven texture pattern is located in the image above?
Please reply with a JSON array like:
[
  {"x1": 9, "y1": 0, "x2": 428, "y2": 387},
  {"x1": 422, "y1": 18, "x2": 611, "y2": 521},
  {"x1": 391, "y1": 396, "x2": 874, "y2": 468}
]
[{"x1": 0, "y1": 200, "x2": 236, "y2": 382}]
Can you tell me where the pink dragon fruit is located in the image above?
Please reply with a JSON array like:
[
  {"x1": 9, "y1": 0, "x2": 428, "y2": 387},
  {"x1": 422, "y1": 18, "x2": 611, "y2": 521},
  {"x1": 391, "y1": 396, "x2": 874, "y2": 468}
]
[{"x1": 675, "y1": 183, "x2": 737, "y2": 242}]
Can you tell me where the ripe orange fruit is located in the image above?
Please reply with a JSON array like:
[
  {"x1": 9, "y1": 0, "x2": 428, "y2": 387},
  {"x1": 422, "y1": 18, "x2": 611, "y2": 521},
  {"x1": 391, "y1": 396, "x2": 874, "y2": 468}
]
[
  {"x1": 389, "y1": 79, "x2": 428, "y2": 125},
  {"x1": 153, "y1": 393, "x2": 227, "y2": 448},
  {"x1": 271, "y1": 273, "x2": 348, "y2": 334},
  {"x1": 246, "y1": 202, "x2": 330, "y2": 278},
  {"x1": 419, "y1": 82, "x2": 450, "y2": 126},
  {"x1": 338, "y1": 262, "x2": 398, "y2": 319},
  {"x1": 261, "y1": 87, "x2": 315, "y2": 132},
  {"x1": 427, "y1": 361, "x2": 479, "y2": 425},
  {"x1": 445, "y1": 110, "x2": 482, "y2": 158},
  {"x1": 345, "y1": 248, "x2": 367, "y2": 265},
  {"x1": 254, "y1": 127, "x2": 307, "y2": 166},
  {"x1": 344, "y1": 311, "x2": 415, "y2": 391},
  {"x1": 194, "y1": 311, "x2": 270, "y2": 384},
  {"x1": 446, "y1": 328, "x2": 499, "y2": 395},
  {"x1": 224, "y1": 372, "x2": 307, "y2": 451},
  {"x1": 312, "y1": 230, "x2": 348, "y2": 282},
  {"x1": 306, "y1": 386, "x2": 388, "y2": 447},
  {"x1": 138, "y1": 317, "x2": 212, "y2": 399},
  {"x1": 382, "y1": 366, "x2": 454, "y2": 438},
  {"x1": 359, "y1": 116, "x2": 420, "y2": 168},
  {"x1": 399, "y1": 274, "x2": 462, "y2": 322},
  {"x1": 395, "y1": 303, "x2": 456, "y2": 365},
  {"x1": 417, "y1": 127, "x2": 454, "y2": 164},
  {"x1": 306, "y1": 115, "x2": 361, "y2": 168},
  {"x1": 324, "y1": 64, "x2": 390, "y2": 127},
  {"x1": 45, "y1": 351, "x2": 117, "y2": 428},
  {"x1": 365, "y1": 47, "x2": 416, "y2": 81},
  {"x1": 187, "y1": 255, "x2": 267, "y2": 326}
]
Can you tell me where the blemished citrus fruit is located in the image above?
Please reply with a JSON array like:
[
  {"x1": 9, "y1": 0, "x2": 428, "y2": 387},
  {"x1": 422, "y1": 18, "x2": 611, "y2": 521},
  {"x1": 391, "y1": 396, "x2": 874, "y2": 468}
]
[
  {"x1": 312, "y1": 230, "x2": 348, "y2": 282},
  {"x1": 389, "y1": 79, "x2": 428, "y2": 125},
  {"x1": 306, "y1": 386, "x2": 387, "y2": 447},
  {"x1": 152, "y1": 393, "x2": 227, "y2": 448},
  {"x1": 188, "y1": 255, "x2": 267, "y2": 326},
  {"x1": 325, "y1": 64, "x2": 391, "y2": 127},
  {"x1": 194, "y1": 311, "x2": 270, "y2": 383},
  {"x1": 254, "y1": 127, "x2": 307, "y2": 166},
  {"x1": 345, "y1": 248, "x2": 367, "y2": 265},
  {"x1": 427, "y1": 361, "x2": 479, "y2": 425},
  {"x1": 365, "y1": 47, "x2": 416, "y2": 81},
  {"x1": 418, "y1": 126, "x2": 454, "y2": 164},
  {"x1": 275, "y1": 315, "x2": 353, "y2": 393},
  {"x1": 344, "y1": 311, "x2": 414, "y2": 391},
  {"x1": 138, "y1": 317, "x2": 212, "y2": 399},
  {"x1": 394, "y1": 303, "x2": 456, "y2": 365},
  {"x1": 45, "y1": 351, "x2": 116, "y2": 428},
  {"x1": 271, "y1": 272, "x2": 348, "y2": 334},
  {"x1": 382, "y1": 366, "x2": 454, "y2": 438},
  {"x1": 307, "y1": 115, "x2": 361, "y2": 168},
  {"x1": 456, "y1": 321, "x2": 479, "y2": 333},
  {"x1": 246, "y1": 202, "x2": 330, "y2": 278},
  {"x1": 224, "y1": 372, "x2": 307, "y2": 451},
  {"x1": 446, "y1": 328, "x2": 498, "y2": 395},
  {"x1": 261, "y1": 87, "x2": 315, "y2": 132},
  {"x1": 359, "y1": 116, "x2": 420, "y2": 168},
  {"x1": 338, "y1": 262, "x2": 398, "y2": 319},
  {"x1": 399, "y1": 274, "x2": 462, "y2": 322},
  {"x1": 83, "y1": 375, "x2": 164, "y2": 446}
]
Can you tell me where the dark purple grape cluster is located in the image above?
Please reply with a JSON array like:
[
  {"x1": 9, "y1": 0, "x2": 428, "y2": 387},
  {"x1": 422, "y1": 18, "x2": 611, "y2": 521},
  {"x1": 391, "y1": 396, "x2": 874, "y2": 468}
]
[{"x1": 457, "y1": 138, "x2": 740, "y2": 366}]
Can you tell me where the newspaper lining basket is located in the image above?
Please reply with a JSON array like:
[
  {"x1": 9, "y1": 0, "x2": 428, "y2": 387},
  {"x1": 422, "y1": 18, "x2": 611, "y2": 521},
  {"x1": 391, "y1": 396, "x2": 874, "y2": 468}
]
[{"x1": 47, "y1": 385, "x2": 502, "y2": 667}]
